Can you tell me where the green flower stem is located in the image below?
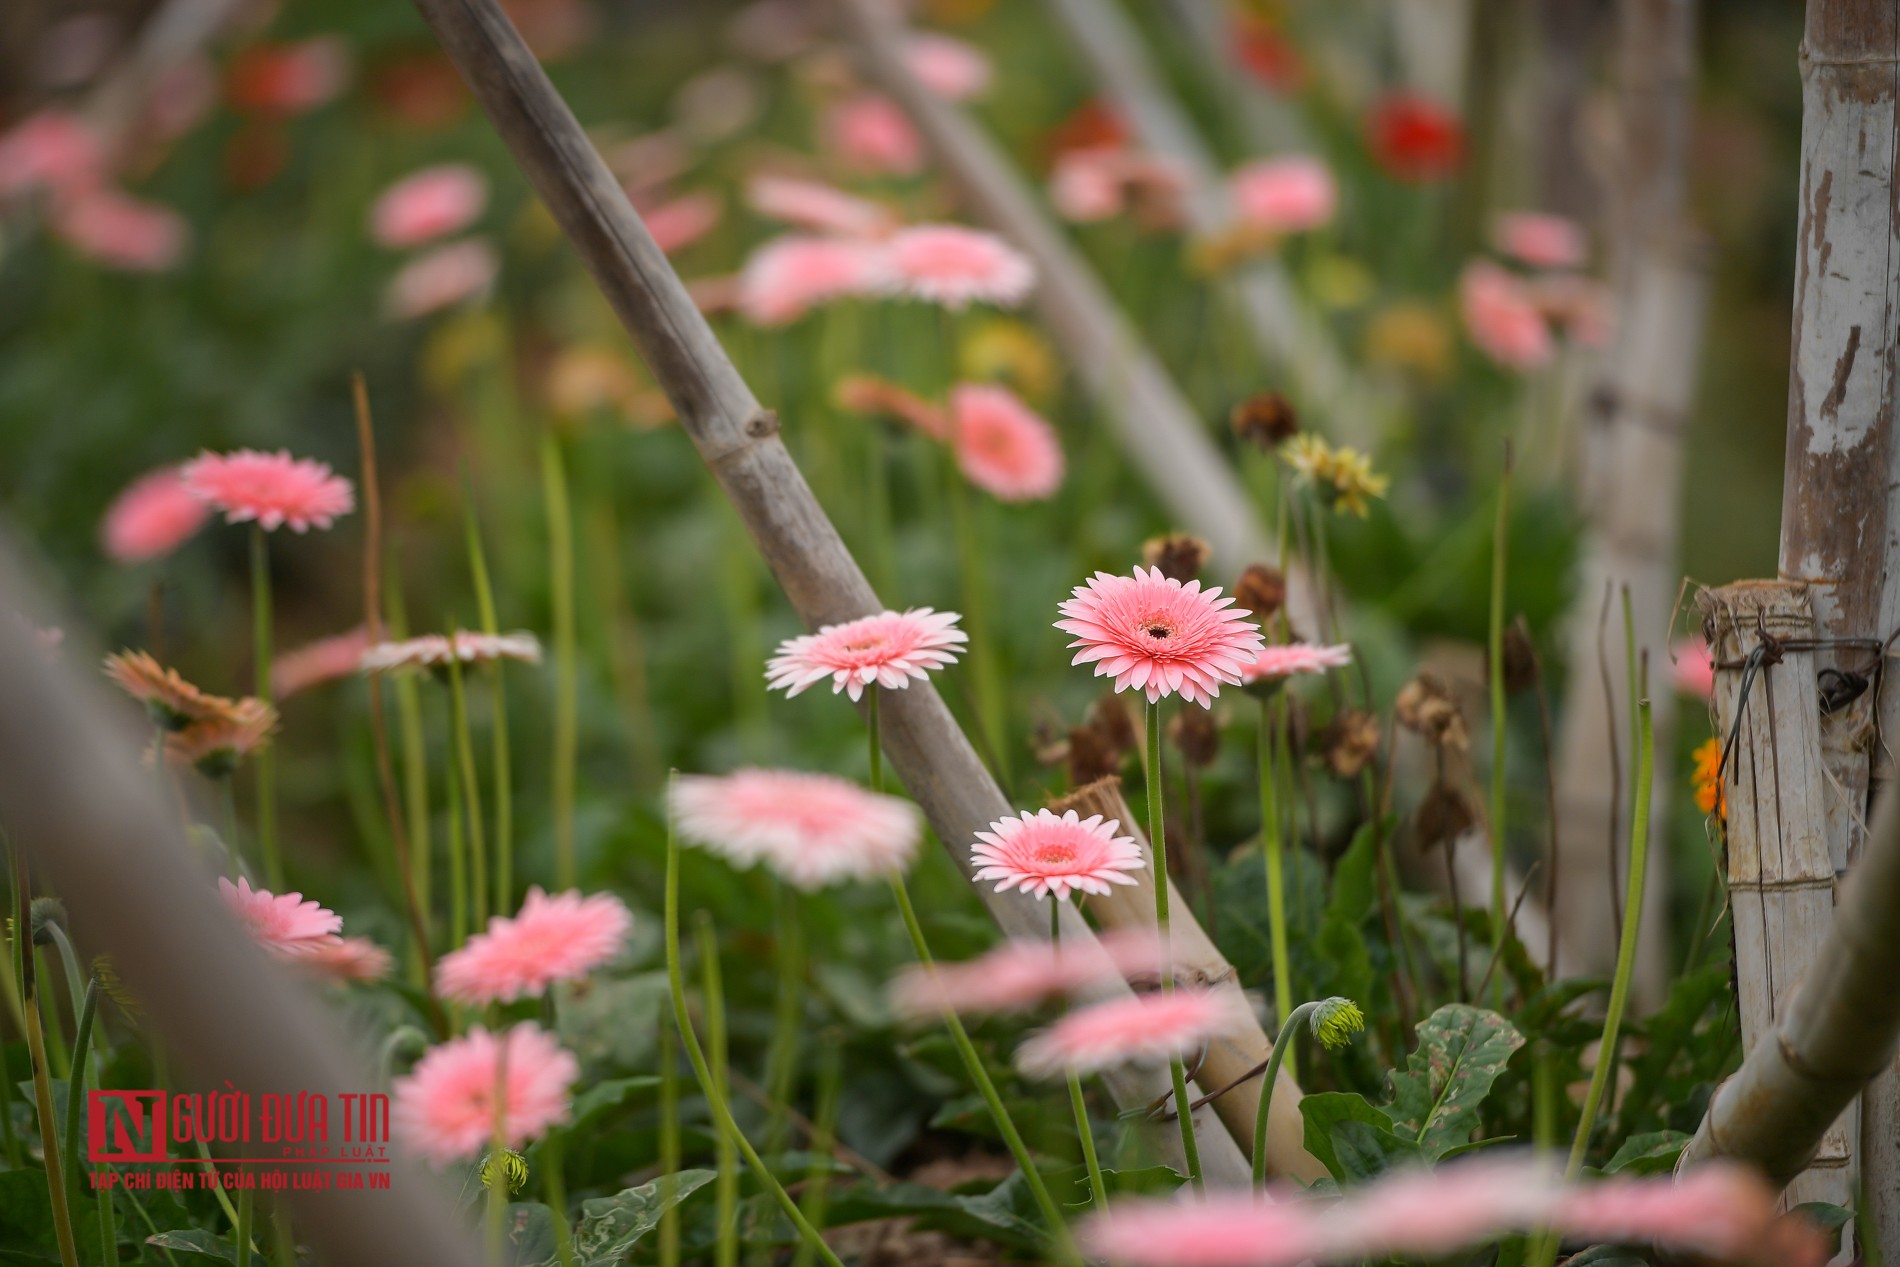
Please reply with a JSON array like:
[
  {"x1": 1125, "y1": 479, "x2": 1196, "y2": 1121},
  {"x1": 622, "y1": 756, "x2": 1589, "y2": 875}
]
[
  {"x1": 542, "y1": 435, "x2": 579, "y2": 889},
  {"x1": 271, "y1": 1207, "x2": 296, "y2": 1267},
  {"x1": 387, "y1": 578, "x2": 433, "y2": 937},
  {"x1": 250, "y1": 526, "x2": 281, "y2": 890},
  {"x1": 445, "y1": 745, "x2": 467, "y2": 949},
  {"x1": 1252, "y1": 1002, "x2": 1316, "y2": 1190},
  {"x1": 1258, "y1": 697, "x2": 1294, "y2": 1073},
  {"x1": 664, "y1": 802, "x2": 846, "y2": 1267},
  {"x1": 659, "y1": 1004, "x2": 681, "y2": 1267},
  {"x1": 484, "y1": 1046, "x2": 508, "y2": 1263},
  {"x1": 445, "y1": 647, "x2": 489, "y2": 931},
  {"x1": 60, "y1": 977, "x2": 96, "y2": 1215},
  {"x1": 17, "y1": 868, "x2": 77, "y2": 1267},
  {"x1": 762, "y1": 883, "x2": 804, "y2": 1162},
  {"x1": 889, "y1": 876, "x2": 1079, "y2": 1263},
  {"x1": 1147, "y1": 701, "x2": 1204, "y2": 1192},
  {"x1": 947, "y1": 461, "x2": 1008, "y2": 785},
  {"x1": 223, "y1": 779, "x2": 244, "y2": 882},
  {"x1": 235, "y1": 1188, "x2": 254, "y2": 1267},
  {"x1": 697, "y1": 913, "x2": 739, "y2": 1267},
  {"x1": 792, "y1": 1037, "x2": 844, "y2": 1267},
  {"x1": 462, "y1": 496, "x2": 513, "y2": 915},
  {"x1": 544, "y1": 1129, "x2": 576, "y2": 1267},
  {"x1": 1052, "y1": 902, "x2": 1107, "y2": 1213},
  {"x1": 867, "y1": 689, "x2": 883, "y2": 793},
  {"x1": 1486, "y1": 456, "x2": 1510, "y2": 1006}
]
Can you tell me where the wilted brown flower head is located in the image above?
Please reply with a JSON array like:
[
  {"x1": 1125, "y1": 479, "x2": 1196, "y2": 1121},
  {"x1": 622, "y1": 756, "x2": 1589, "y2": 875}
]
[
  {"x1": 1066, "y1": 722, "x2": 1123, "y2": 786},
  {"x1": 1168, "y1": 706, "x2": 1220, "y2": 767},
  {"x1": 1494, "y1": 617, "x2": 1538, "y2": 694},
  {"x1": 1141, "y1": 533, "x2": 1212, "y2": 583},
  {"x1": 1088, "y1": 694, "x2": 1137, "y2": 755},
  {"x1": 1230, "y1": 392, "x2": 1299, "y2": 450},
  {"x1": 1414, "y1": 781, "x2": 1475, "y2": 851},
  {"x1": 1323, "y1": 709, "x2": 1381, "y2": 780},
  {"x1": 160, "y1": 697, "x2": 278, "y2": 779},
  {"x1": 1395, "y1": 673, "x2": 1469, "y2": 751},
  {"x1": 1234, "y1": 564, "x2": 1287, "y2": 624},
  {"x1": 105, "y1": 650, "x2": 246, "y2": 732}
]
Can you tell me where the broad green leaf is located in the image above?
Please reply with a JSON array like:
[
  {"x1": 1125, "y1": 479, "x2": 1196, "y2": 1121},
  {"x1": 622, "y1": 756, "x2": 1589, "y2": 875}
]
[
  {"x1": 1791, "y1": 1201, "x2": 1853, "y2": 1252},
  {"x1": 1560, "y1": 1245, "x2": 1649, "y2": 1267},
  {"x1": 1300, "y1": 1092, "x2": 1406, "y2": 1182},
  {"x1": 500, "y1": 1203, "x2": 556, "y2": 1267},
  {"x1": 1325, "y1": 817, "x2": 1390, "y2": 928},
  {"x1": 573, "y1": 1169, "x2": 716, "y2": 1265},
  {"x1": 0, "y1": 1171, "x2": 108, "y2": 1263},
  {"x1": 1385, "y1": 1004, "x2": 1525, "y2": 1158},
  {"x1": 1600, "y1": 1130, "x2": 1688, "y2": 1176},
  {"x1": 562, "y1": 1076, "x2": 661, "y2": 1136}
]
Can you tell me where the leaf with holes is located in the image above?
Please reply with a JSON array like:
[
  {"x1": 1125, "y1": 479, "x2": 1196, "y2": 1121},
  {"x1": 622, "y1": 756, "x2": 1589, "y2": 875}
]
[{"x1": 1384, "y1": 1004, "x2": 1525, "y2": 1159}]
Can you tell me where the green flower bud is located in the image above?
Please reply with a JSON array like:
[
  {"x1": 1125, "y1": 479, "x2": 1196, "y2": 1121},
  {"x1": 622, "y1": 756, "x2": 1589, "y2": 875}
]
[{"x1": 1311, "y1": 997, "x2": 1365, "y2": 1051}]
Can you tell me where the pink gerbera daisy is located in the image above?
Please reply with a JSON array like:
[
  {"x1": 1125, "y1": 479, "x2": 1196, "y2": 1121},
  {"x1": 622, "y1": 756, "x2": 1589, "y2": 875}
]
[
  {"x1": 219, "y1": 877, "x2": 342, "y2": 956},
  {"x1": 384, "y1": 238, "x2": 499, "y2": 318},
  {"x1": 1494, "y1": 211, "x2": 1587, "y2": 271},
  {"x1": 369, "y1": 162, "x2": 488, "y2": 248},
  {"x1": 182, "y1": 449, "x2": 355, "y2": 533},
  {"x1": 765, "y1": 607, "x2": 965, "y2": 702},
  {"x1": 391, "y1": 1023, "x2": 579, "y2": 1165},
  {"x1": 0, "y1": 111, "x2": 105, "y2": 201},
  {"x1": 1078, "y1": 1194, "x2": 1326, "y2": 1267},
  {"x1": 286, "y1": 935, "x2": 394, "y2": 984},
  {"x1": 273, "y1": 627, "x2": 373, "y2": 697},
  {"x1": 1236, "y1": 642, "x2": 1353, "y2": 684},
  {"x1": 670, "y1": 768, "x2": 921, "y2": 890},
  {"x1": 737, "y1": 235, "x2": 894, "y2": 326},
  {"x1": 904, "y1": 33, "x2": 992, "y2": 101},
  {"x1": 435, "y1": 887, "x2": 633, "y2": 1005},
  {"x1": 1016, "y1": 986, "x2": 1240, "y2": 1077},
  {"x1": 1460, "y1": 260, "x2": 1554, "y2": 370},
  {"x1": 1056, "y1": 567, "x2": 1266, "y2": 707},
  {"x1": 636, "y1": 190, "x2": 723, "y2": 255},
  {"x1": 359, "y1": 631, "x2": 543, "y2": 674},
  {"x1": 822, "y1": 93, "x2": 923, "y2": 176},
  {"x1": 890, "y1": 927, "x2": 1166, "y2": 1019},
  {"x1": 51, "y1": 187, "x2": 189, "y2": 272},
  {"x1": 1335, "y1": 1158, "x2": 1564, "y2": 1258},
  {"x1": 886, "y1": 225, "x2": 1035, "y2": 310},
  {"x1": 745, "y1": 174, "x2": 896, "y2": 239},
  {"x1": 100, "y1": 465, "x2": 213, "y2": 563},
  {"x1": 1671, "y1": 637, "x2": 1714, "y2": 697},
  {"x1": 1230, "y1": 155, "x2": 1337, "y2": 234},
  {"x1": 970, "y1": 808, "x2": 1144, "y2": 901},
  {"x1": 949, "y1": 383, "x2": 1064, "y2": 502}
]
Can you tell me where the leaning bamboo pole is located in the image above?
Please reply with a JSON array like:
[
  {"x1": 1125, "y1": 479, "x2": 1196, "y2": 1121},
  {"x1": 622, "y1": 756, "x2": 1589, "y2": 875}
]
[
  {"x1": 1038, "y1": 0, "x2": 1392, "y2": 449},
  {"x1": 0, "y1": 548, "x2": 483, "y2": 1267},
  {"x1": 1548, "y1": 0, "x2": 1703, "y2": 1004},
  {"x1": 408, "y1": 0, "x2": 1281, "y2": 1183},
  {"x1": 1699, "y1": 583, "x2": 1854, "y2": 1208}
]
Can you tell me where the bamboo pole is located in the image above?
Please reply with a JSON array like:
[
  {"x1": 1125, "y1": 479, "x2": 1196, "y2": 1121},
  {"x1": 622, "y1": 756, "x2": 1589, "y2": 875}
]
[
  {"x1": 1679, "y1": 738, "x2": 1900, "y2": 1189},
  {"x1": 1037, "y1": 0, "x2": 1392, "y2": 449},
  {"x1": 1698, "y1": 583, "x2": 1854, "y2": 1208},
  {"x1": 0, "y1": 546, "x2": 483, "y2": 1267},
  {"x1": 1048, "y1": 777, "x2": 1326, "y2": 1184},
  {"x1": 407, "y1": 0, "x2": 1268, "y2": 1185},
  {"x1": 1548, "y1": 0, "x2": 1704, "y2": 1004}
]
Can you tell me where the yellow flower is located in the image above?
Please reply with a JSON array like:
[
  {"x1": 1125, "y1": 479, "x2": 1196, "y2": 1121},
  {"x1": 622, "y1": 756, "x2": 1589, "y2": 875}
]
[
  {"x1": 960, "y1": 319, "x2": 1058, "y2": 404},
  {"x1": 1280, "y1": 432, "x2": 1334, "y2": 488},
  {"x1": 1691, "y1": 737, "x2": 1726, "y2": 820},
  {"x1": 1364, "y1": 302, "x2": 1454, "y2": 383},
  {"x1": 1328, "y1": 447, "x2": 1390, "y2": 518}
]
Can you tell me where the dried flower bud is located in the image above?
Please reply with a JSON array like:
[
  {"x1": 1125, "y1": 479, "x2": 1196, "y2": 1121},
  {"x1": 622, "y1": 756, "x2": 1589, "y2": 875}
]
[
  {"x1": 1414, "y1": 781, "x2": 1476, "y2": 851},
  {"x1": 1490, "y1": 618, "x2": 1538, "y2": 695},
  {"x1": 1230, "y1": 391, "x2": 1299, "y2": 450},
  {"x1": 1395, "y1": 673, "x2": 1469, "y2": 751},
  {"x1": 1142, "y1": 533, "x2": 1212, "y2": 583},
  {"x1": 1168, "y1": 706, "x2": 1220, "y2": 767},
  {"x1": 1066, "y1": 722, "x2": 1122, "y2": 786},
  {"x1": 1234, "y1": 564, "x2": 1287, "y2": 624},
  {"x1": 1323, "y1": 709, "x2": 1381, "y2": 780},
  {"x1": 1088, "y1": 694, "x2": 1137, "y2": 755}
]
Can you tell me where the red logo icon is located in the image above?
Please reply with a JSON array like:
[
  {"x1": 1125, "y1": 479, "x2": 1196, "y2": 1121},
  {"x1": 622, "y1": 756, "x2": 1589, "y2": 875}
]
[{"x1": 89, "y1": 1090, "x2": 168, "y2": 1162}]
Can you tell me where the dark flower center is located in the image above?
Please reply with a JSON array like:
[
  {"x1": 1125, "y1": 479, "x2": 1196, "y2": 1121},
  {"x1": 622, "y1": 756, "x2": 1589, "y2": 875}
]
[{"x1": 1144, "y1": 623, "x2": 1172, "y2": 640}]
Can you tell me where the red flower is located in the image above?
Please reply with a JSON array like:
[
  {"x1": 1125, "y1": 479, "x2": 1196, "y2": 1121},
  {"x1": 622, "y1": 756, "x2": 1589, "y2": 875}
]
[
  {"x1": 1233, "y1": 18, "x2": 1304, "y2": 93},
  {"x1": 1367, "y1": 92, "x2": 1465, "y2": 182}
]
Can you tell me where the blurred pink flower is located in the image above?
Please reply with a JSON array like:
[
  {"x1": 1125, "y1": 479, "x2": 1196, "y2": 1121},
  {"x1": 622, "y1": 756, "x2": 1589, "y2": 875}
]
[
  {"x1": 887, "y1": 224, "x2": 1034, "y2": 309},
  {"x1": 0, "y1": 111, "x2": 104, "y2": 200},
  {"x1": 1056, "y1": 567, "x2": 1266, "y2": 707},
  {"x1": 286, "y1": 935, "x2": 393, "y2": 984},
  {"x1": 220, "y1": 877, "x2": 342, "y2": 956},
  {"x1": 1553, "y1": 1164, "x2": 1790, "y2": 1263},
  {"x1": 1231, "y1": 156, "x2": 1337, "y2": 233},
  {"x1": 1672, "y1": 637, "x2": 1715, "y2": 697},
  {"x1": 436, "y1": 887, "x2": 633, "y2": 1005},
  {"x1": 745, "y1": 174, "x2": 896, "y2": 238},
  {"x1": 392, "y1": 1024, "x2": 578, "y2": 1165},
  {"x1": 227, "y1": 38, "x2": 351, "y2": 117},
  {"x1": 670, "y1": 768, "x2": 922, "y2": 889},
  {"x1": 100, "y1": 466, "x2": 212, "y2": 563},
  {"x1": 765, "y1": 607, "x2": 966, "y2": 701},
  {"x1": 1529, "y1": 271, "x2": 1614, "y2": 348},
  {"x1": 905, "y1": 33, "x2": 992, "y2": 101},
  {"x1": 1016, "y1": 986, "x2": 1241, "y2": 1077},
  {"x1": 949, "y1": 383, "x2": 1063, "y2": 501},
  {"x1": 1235, "y1": 642, "x2": 1353, "y2": 683},
  {"x1": 834, "y1": 373, "x2": 949, "y2": 440},
  {"x1": 1495, "y1": 211, "x2": 1587, "y2": 270},
  {"x1": 636, "y1": 190, "x2": 723, "y2": 254},
  {"x1": 149, "y1": 55, "x2": 219, "y2": 142},
  {"x1": 384, "y1": 238, "x2": 499, "y2": 318},
  {"x1": 823, "y1": 93, "x2": 923, "y2": 176},
  {"x1": 369, "y1": 163, "x2": 488, "y2": 248},
  {"x1": 1334, "y1": 1159, "x2": 1562, "y2": 1258},
  {"x1": 737, "y1": 235, "x2": 893, "y2": 325},
  {"x1": 161, "y1": 698, "x2": 277, "y2": 774},
  {"x1": 359, "y1": 631, "x2": 542, "y2": 673},
  {"x1": 970, "y1": 808, "x2": 1143, "y2": 901},
  {"x1": 1460, "y1": 260, "x2": 1554, "y2": 370},
  {"x1": 1049, "y1": 148, "x2": 1186, "y2": 228},
  {"x1": 183, "y1": 449, "x2": 355, "y2": 533},
  {"x1": 889, "y1": 927, "x2": 1166, "y2": 1018},
  {"x1": 1078, "y1": 1194, "x2": 1325, "y2": 1267},
  {"x1": 51, "y1": 188, "x2": 187, "y2": 272},
  {"x1": 273, "y1": 627, "x2": 372, "y2": 697}
]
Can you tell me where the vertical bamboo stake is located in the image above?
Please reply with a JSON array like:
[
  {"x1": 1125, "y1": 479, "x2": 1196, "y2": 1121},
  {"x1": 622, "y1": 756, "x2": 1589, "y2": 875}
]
[{"x1": 1698, "y1": 583, "x2": 1854, "y2": 1209}]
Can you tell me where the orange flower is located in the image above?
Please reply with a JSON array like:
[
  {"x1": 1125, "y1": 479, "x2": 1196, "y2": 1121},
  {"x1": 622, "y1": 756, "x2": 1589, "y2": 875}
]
[
  {"x1": 162, "y1": 698, "x2": 278, "y2": 778},
  {"x1": 1691, "y1": 737, "x2": 1726, "y2": 820},
  {"x1": 105, "y1": 650, "x2": 245, "y2": 732}
]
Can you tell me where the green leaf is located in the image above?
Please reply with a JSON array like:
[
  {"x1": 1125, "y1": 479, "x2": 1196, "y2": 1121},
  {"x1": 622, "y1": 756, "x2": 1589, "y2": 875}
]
[
  {"x1": 1331, "y1": 1118, "x2": 1424, "y2": 1181},
  {"x1": 572, "y1": 1169, "x2": 716, "y2": 1265},
  {"x1": 501, "y1": 1203, "x2": 557, "y2": 1267},
  {"x1": 1385, "y1": 1004, "x2": 1525, "y2": 1159},
  {"x1": 1300, "y1": 1092, "x2": 1408, "y2": 1182},
  {"x1": 1600, "y1": 1130, "x2": 1688, "y2": 1176},
  {"x1": 1791, "y1": 1202, "x2": 1853, "y2": 1252},
  {"x1": 1558, "y1": 1245, "x2": 1649, "y2": 1267},
  {"x1": 145, "y1": 1230, "x2": 238, "y2": 1263},
  {"x1": 1325, "y1": 817, "x2": 1389, "y2": 928},
  {"x1": 0, "y1": 1171, "x2": 107, "y2": 1263},
  {"x1": 562, "y1": 1076, "x2": 660, "y2": 1136}
]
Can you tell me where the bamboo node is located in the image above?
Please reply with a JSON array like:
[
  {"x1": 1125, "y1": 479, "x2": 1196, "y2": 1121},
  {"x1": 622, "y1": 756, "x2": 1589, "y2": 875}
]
[{"x1": 744, "y1": 409, "x2": 780, "y2": 439}]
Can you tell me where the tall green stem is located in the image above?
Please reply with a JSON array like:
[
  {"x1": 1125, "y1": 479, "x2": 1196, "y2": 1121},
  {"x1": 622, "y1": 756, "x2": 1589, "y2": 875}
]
[
  {"x1": 542, "y1": 436, "x2": 579, "y2": 888},
  {"x1": 61, "y1": 978, "x2": 97, "y2": 1215},
  {"x1": 1252, "y1": 1002, "x2": 1316, "y2": 1190},
  {"x1": 664, "y1": 798, "x2": 846, "y2": 1267},
  {"x1": 792, "y1": 1037, "x2": 844, "y2": 1267},
  {"x1": 463, "y1": 495, "x2": 513, "y2": 914},
  {"x1": 446, "y1": 649, "x2": 488, "y2": 931},
  {"x1": 1147, "y1": 701, "x2": 1203, "y2": 1191},
  {"x1": 698, "y1": 913, "x2": 738, "y2": 1267},
  {"x1": 659, "y1": 1004, "x2": 681, "y2": 1267},
  {"x1": 1052, "y1": 902, "x2": 1106, "y2": 1213},
  {"x1": 1486, "y1": 456, "x2": 1510, "y2": 1004},
  {"x1": 1259, "y1": 697, "x2": 1294, "y2": 1070},
  {"x1": 543, "y1": 1131, "x2": 575, "y2": 1267},
  {"x1": 445, "y1": 744, "x2": 467, "y2": 949},
  {"x1": 946, "y1": 461, "x2": 1008, "y2": 785},
  {"x1": 17, "y1": 865, "x2": 77, "y2": 1267},
  {"x1": 250, "y1": 527, "x2": 281, "y2": 889},
  {"x1": 763, "y1": 884, "x2": 804, "y2": 1163}
]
